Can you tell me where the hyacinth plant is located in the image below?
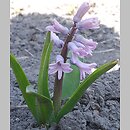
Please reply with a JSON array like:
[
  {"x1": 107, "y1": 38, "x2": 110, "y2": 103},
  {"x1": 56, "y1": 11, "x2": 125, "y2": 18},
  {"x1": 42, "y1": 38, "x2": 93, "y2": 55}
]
[{"x1": 10, "y1": 1, "x2": 118, "y2": 129}]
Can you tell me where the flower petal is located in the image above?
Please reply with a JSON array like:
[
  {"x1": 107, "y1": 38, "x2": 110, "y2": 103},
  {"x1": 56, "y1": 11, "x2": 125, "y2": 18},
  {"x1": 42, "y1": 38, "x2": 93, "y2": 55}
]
[
  {"x1": 51, "y1": 32, "x2": 64, "y2": 48},
  {"x1": 56, "y1": 55, "x2": 64, "y2": 63},
  {"x1": 73, "y1": 2, "x2": 90, "y2": 23},
  {"x1": 49, "y1": 63, "x2": 57, "y2": 67},
  {"x1": 48, "y1": 68, "x2": 58, "y2": 74},
  {"x1": 74, "y1": 58, "x2": 97, "y2": 80},
  {"x1": 74, "y1": 34, "x2": 98, "y2": 50},
  {"x1": 70, "y1": 52, "x2": 79, "y2": 64},
  {"x1": 53, "y1": 19, "x2": 69, "y2": 35},
  {"x1": 76, "y1": 17, "x2": 100, "y2": 30},
  {"x1": 49, "y1": 55, "x2": 73, "y2": 79},
  {"x1": 58, "y1": 69, "x2": 63, "y2": 80},
  {"x1": 73, "y1": 41, "x2": 85, "y2": 48},
  {"x1": 46, "y1": 26, "x2": 60, "y2": 33}
]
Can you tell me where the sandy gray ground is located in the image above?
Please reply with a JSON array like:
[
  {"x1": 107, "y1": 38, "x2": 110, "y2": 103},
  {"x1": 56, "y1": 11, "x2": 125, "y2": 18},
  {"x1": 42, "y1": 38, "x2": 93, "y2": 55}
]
[{"x1": 10, "y1": 1, "x2": 120, "y2": 130}]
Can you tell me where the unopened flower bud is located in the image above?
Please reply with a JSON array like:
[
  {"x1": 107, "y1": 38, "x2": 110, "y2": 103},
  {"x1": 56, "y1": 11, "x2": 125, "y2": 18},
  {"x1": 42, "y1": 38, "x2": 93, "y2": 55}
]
[
  {"x1": 52, "y1": 19, "x2": 69, "y2": 35},
  {"x1": 68, "y1": 41, "x2": 89, "y2": 58},
  {"x1": 51, "y1": 32, "x2": 64, "y2": 48},
  {"x1": 74, "y1": 34, "x2": 98, "y2": 50},
  {"x1": 46, "y1": 26, "x2": 60, "y2": 34},
  {"x1": 76, "y1": 17, "x2": 100, "y2": 30},
  {"x1": 73, "y1": 2, "x2": 90, "y2": 23},
  {"x1": 46, "y1": 19, "x2": 69, "y2": 35}
]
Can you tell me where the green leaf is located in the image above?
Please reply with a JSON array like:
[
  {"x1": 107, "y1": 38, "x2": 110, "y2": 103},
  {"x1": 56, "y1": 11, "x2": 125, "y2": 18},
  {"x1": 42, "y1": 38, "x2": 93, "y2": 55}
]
[
  {"x1": 62, "y1": 64, "x2": 80, "y2": 99},
  {"x1": 56, "y1": 60, "x2": 118, "y2": 122},
  {"x1": 26, "y1": 85, "x2": 54, "y2": 125},
  {"x1": 37, "y1": 31, "x2": 53, "y2": 98},
  {"x1": 10, "y1": 54, "x2": 38, "y2": 121},
  {"x1": 10, "y1": 54, "x2": 30, "y2": 93},
  {"x1": 10, "y1": 54, "x2": 54, "y2": 125}
]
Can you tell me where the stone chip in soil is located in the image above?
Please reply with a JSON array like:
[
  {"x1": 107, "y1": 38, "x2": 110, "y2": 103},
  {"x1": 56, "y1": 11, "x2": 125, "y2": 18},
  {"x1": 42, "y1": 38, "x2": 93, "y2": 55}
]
[{"x1": 10, "y1": 13, "x2": 120, "y2": 130}]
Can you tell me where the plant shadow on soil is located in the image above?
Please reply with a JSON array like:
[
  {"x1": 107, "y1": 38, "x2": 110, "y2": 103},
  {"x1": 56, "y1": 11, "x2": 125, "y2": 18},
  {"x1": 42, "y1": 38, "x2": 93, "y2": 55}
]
[{"x1": 10, "y1": 13, "x2": 120, "y2": 130}]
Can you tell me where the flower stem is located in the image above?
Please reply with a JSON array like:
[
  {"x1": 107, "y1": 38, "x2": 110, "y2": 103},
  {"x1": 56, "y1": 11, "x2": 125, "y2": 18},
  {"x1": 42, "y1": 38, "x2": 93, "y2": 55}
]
[
  {"x1": 61, "y1": 23, "x2": 77, "y2": 62},
  {"x1": 53, "y1": 23, "x2": 77, "y2": 115},
  {"x1": 53, "y1": 72, "x2": 63, "y2": 115}
]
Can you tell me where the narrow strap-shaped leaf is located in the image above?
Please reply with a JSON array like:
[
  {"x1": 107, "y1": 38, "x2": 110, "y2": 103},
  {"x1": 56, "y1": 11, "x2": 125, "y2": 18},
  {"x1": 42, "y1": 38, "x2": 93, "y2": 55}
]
[
  {"x1": 26, "y1": 85, "x2": 54, "y2": 125},
  {"x1": 10, "y1": 54, "x2": 38, "y2": 119},
  {"x1": 10, "y1": 54, "x2": 54, "y2": 125},
  {"x1": 37, "y1": 32, "x2": 53, "y2": 98},
  {"x1": 10, "y1": 53, "x2": 30, "y2": 92},
  {"x1": 56, "y1": 60, "x2": 118, "y2": 122}
]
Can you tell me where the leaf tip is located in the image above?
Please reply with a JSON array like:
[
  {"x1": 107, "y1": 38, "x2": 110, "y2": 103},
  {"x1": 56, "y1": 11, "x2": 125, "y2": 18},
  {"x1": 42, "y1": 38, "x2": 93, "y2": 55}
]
[{"x1": 112, "y1": 59, "x2": 119, "y2": 66}]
